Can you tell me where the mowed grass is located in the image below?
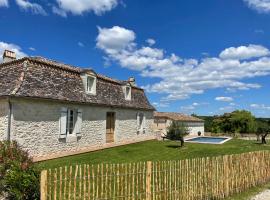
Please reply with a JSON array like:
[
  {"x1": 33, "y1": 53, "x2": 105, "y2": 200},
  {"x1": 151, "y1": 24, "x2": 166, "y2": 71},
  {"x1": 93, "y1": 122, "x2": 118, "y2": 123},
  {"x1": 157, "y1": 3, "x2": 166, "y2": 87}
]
[{"x1": 38, "y1": 139, "x2": 270, "y2": 169}]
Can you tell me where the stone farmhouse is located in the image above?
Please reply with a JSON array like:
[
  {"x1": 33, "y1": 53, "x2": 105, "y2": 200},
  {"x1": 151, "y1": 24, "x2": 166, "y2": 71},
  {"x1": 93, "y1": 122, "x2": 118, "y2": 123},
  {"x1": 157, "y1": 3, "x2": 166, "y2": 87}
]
[
  {"x1": 0, "y1": 50, "x2": 155, "y2": 161},
  {"x1": 153, "y1": 112, "x2": 205, "y2": 137}
]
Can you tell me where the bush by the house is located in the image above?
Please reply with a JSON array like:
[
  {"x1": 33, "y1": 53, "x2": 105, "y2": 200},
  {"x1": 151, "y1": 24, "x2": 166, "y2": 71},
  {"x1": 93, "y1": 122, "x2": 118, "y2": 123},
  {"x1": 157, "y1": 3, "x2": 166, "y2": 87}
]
[{"x1": 0, "y1": 141, "x2": 40, "y2": 200}]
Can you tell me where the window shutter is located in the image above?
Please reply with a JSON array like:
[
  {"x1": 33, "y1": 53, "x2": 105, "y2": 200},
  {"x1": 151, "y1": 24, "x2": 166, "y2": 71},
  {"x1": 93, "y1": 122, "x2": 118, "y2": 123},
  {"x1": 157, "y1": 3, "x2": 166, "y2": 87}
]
[
  {"x1": 143, "y1": 114, "x2": 146, "y2": 133},
  {"x1": 136, "y1": 112, "x2": 140, "y2": 132},
  {"x1": 76, "y1": 109, "x2": 83, "y2": 137},
  {"x1": 59, "y1": 107, "x2": 67, "y2": 138}
]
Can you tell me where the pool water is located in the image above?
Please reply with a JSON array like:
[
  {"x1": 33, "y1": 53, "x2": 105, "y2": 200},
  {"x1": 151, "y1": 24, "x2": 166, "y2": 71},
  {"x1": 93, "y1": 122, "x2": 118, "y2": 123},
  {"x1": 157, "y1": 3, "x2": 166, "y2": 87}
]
[{"x1": 185, "y1": 136, "x2": 231, "y2": 144}]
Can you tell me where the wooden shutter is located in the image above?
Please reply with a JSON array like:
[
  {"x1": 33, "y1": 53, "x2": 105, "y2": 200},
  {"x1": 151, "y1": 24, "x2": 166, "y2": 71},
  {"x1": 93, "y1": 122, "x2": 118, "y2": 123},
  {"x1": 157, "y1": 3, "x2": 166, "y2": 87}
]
[
  {"x1": 76, "y1": 109, "x2": 83, "y2": 137},
  {"x1": 59, "y1": 107, "x2": 67, "y2": 138},
  {"x1": 136, "y1": 112, "x2": 140, "y2": 132},
  {"x1": 143, "y1": 114, "x2": 146, "y2": 133}
]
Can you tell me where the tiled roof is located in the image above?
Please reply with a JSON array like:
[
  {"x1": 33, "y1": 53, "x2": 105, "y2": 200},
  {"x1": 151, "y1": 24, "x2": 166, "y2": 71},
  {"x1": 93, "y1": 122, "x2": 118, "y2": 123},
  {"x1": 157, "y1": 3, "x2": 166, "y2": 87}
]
[
  {"x1": 154, "y1": 112, "x2": 204, "y2": 122},
  {"x1": 0, "y1": 57, "x2": 155, "y2": 110}
]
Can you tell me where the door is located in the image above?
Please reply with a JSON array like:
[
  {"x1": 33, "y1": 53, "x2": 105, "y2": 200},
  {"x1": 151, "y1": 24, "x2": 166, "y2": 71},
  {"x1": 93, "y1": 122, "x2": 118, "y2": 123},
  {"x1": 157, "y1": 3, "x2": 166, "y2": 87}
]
[{"x1": 106, "y1": 112, "x2": 115, "y2": 143}]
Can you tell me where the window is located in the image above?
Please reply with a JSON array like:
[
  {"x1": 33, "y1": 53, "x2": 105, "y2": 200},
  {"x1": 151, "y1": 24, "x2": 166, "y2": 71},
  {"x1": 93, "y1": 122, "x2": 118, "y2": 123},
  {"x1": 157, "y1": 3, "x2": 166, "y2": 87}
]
[
  {"x1": 59, "y1": 108, "x2": 82, "y2": 139},
  {"x1": 67, "y1": 109, "x2": 75, "y2": 134},
  {"x1": 87, "y1": 76, "x2": 95, "y2": 93},
  {"x1": 124, "y1": 86, "x2": 131, "y2": 100},
  {"x1": 81, "y1": 73, "x2": 96, "y2": 95},
  {"x1": 137, "y1": 112, "x2": 146, "y2": 133}
]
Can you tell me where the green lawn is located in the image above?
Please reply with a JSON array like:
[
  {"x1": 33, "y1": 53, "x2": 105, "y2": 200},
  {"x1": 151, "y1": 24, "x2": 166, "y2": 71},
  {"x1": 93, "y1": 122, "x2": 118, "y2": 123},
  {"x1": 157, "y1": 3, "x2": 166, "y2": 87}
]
[{"x1": 38, "y1": 139, "x2": 270, "y2": 169}]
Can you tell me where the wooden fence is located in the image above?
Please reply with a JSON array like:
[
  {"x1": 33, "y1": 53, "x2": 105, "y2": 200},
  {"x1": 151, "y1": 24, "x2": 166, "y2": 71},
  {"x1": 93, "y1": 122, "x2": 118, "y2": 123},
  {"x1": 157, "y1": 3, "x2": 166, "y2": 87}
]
[{"x1": 40, "y1": 151, "x2": 270, "y2": 200}]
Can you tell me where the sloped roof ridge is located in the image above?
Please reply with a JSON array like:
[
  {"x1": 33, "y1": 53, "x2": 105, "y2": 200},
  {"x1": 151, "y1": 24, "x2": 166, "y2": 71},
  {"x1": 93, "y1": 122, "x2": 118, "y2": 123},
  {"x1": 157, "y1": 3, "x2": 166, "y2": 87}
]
[{"x1": 154, "y1": 111, "x2": 204, "y2": 122}]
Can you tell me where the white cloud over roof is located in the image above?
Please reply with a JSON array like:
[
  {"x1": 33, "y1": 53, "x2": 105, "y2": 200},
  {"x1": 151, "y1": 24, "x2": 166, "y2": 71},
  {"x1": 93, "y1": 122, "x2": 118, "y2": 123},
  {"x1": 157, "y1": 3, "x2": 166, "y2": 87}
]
[
  {"x1": 54, "y1": 0, "x2": 118, "y2": 16},
  {"x1": 96, "y1": 26, "x2": 270, "y2": 102},
  {"x1": 219, "y1": 45, "x2": 270, "y2": 60},
  {"x1": 215, "y1": 97, "x2": 234, "y2": 102},
  {"x1": 15, "y1": 0, "x2": 47, "y2": 15},
  {"x1": 244, "y1": 0, "x2": 270, "y2": 13},
  {"x1": 0, "y1": 0, "x2": 8, "y2": 7}
]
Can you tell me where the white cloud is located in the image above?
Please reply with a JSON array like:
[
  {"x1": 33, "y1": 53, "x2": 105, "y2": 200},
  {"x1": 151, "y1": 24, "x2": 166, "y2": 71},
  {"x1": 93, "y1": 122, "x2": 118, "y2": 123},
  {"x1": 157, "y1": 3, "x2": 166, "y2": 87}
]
[
  {"x1": 0, "y1": 0, "x2": 8, "y2": 7},
  {"x1": 54, "y1": 0, "x2": 118, "y2": 16},
  {"x1": 96, "y1": 26, "x2": 136, "y2": 54},
  {"x1": 244, "y1": 0, "x2": 270, "y2": 13},
  {"x1": 146, "y1": 38, "x2": 156, "y2": 46},
  {"x1": 152, "y1": 102, "x2": 169, "y2": 108},
  {"x1": 78, "y1": 42, "x2": 84, "y2": 47},
  {"x1": 0, "y1": 41, "x2": 27, "y2": 62},
  {"x1": 219, "y1": 106, "x2": 234, "y2": 112},
  {"x1": 250, "y1": 103, "x2": 270, "y2": 110},
  {"x1": 219, "y1": 45, "x2": 270, "y2": 60},
  {"x1": 215, "y1": 97, "x2": 234, "y2": 102},
  {"x1": 29, "y1": 47, "x2": 35, "y2": 51},
  {"x1": 96, "y1": 26, "x2": 270, "y2": 101},
  {"x1": 180, "y1": 105, "x2": 195, "y2": 111},
  {"x1": 254, "y1": 29, "x2": 264, "y2": 34},
  {"x1": 52, "y1": 6, "x2": 67, "y2": 17},
  {"x1": 15, "y1": 0, "x2": 47, "y2": 15}
]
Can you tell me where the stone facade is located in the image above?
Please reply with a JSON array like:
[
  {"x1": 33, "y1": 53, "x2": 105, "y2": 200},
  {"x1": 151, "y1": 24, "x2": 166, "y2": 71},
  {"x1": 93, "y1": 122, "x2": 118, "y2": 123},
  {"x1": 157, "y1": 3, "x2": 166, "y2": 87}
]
[
  {"x1": 0, "y1": 99, "x2": 8, "y2": 141},
  {"x1": 8, "y1": 98, "x2": 154, "y2": 160},
  {"x1": 154, "y1": 119, "x2": 204, "y2": 137}
]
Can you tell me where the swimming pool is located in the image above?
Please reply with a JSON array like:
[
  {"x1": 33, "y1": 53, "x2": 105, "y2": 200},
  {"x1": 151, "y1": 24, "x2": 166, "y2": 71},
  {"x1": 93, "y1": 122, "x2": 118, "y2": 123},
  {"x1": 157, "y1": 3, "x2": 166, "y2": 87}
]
[{"x1": 185, "y1": 136, "x2": 232, "y2": 144}]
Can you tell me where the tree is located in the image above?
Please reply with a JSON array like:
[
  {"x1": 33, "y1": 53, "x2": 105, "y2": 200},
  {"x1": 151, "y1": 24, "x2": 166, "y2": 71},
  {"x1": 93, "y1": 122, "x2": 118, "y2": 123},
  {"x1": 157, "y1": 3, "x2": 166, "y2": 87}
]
[
  {"x1": 166, "y1": 121, "x2": 190, "y2": 147},
  {"x1": 256, "y1": 120, "x2": 270, "y2": 144},
  {"x1": 210, "y1": 110, "x2": 256, "y2": 136},
  {"x1": 230, "y1": 110, "x2": 256, "y2": 134}
]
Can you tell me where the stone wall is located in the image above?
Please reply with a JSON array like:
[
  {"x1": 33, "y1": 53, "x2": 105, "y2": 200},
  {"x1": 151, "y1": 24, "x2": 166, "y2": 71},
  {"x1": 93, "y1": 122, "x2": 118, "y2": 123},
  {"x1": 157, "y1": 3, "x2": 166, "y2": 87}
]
[
  {"x1": 153, "y1": 119, "x2": 204, "y2": 137},
  {"x1": 0, "y1": 99, "x2": 8, "y2": 141},
  {"x1": 10, "y1": 98, "x2": 154, "y2": 160}
]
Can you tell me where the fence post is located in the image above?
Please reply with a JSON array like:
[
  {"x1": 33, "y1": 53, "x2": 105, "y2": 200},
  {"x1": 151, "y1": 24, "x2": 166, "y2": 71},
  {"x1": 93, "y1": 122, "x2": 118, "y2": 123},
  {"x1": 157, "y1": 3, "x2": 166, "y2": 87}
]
[
  {"x1": 146, "y1": 161, "x2": 152, "y2": 200},
  {"x1": 40, "y1": 170, "x2": 48, "y2": 200}
]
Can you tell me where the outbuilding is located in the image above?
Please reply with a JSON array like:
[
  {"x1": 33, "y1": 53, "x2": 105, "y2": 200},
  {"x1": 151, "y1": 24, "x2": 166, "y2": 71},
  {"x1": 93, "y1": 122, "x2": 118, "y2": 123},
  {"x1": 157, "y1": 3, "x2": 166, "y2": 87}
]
[{"x1": 153, "y1": 112, "x2": 204, "y2": 137}]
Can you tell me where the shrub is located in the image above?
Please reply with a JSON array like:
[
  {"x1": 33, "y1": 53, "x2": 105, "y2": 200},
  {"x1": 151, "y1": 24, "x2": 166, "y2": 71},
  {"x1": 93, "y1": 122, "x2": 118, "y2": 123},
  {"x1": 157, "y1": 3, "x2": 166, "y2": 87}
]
[
  {"x1": 166, "y1": 121, "x2": 190, "y2": 140},
  {"x1": 0, "y1": 141, "x2": 40, "y2": 200}
]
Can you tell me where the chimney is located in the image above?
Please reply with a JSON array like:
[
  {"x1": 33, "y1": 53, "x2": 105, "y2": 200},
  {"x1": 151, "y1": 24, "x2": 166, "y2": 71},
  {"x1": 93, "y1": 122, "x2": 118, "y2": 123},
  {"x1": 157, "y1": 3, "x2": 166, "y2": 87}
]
[
  {"x1": 128, "y1": 77, "x2": 136, "y2": 86},
  {"x1": 3, "y1": 50, "x2": 16, "y2": 63}
]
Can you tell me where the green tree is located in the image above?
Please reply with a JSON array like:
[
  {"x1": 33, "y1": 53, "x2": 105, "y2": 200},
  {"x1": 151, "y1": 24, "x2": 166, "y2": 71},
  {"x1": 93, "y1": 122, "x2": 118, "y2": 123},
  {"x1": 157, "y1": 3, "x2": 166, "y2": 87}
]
[
  {"x1": 256, "y1": 120, "x2": 270, "y2": 144},
  {"x1": 166, "y1": 121, "x2": 190, "y2": 147},
  {"x1": 230, "y1": 110, "x2": 256, "y2": 134},
  {"x1": 209, "y1": 110, "x2": 256, "y2": 136}
]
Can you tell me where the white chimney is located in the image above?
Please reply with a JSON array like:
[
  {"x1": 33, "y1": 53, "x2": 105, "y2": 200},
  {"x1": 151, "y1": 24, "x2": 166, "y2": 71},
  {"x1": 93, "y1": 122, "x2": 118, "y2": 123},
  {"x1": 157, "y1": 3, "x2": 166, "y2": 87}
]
[
  {"x1": 128, "y1": 77, "x2": 136, "y2": 86},
  {"x1": 3, "y1": 50, "x2": 16, "y2": 63}
]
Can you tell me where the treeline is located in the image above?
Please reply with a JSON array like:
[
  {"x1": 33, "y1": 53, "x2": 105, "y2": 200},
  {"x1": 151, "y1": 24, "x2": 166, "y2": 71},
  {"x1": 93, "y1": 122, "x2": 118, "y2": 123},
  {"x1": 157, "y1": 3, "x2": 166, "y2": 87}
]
[{"x1": 195, "y1": 110, "x2": 270, "y2": 135}]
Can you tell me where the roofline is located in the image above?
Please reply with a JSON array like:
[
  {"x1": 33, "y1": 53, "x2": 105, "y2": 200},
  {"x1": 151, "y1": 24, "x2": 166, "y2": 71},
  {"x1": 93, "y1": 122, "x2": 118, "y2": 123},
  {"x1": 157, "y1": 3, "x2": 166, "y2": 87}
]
[
  {"x1": 0, "y1": 57, "x2": 145, "y2": 91},
  {"x1": 154, "y1": 112, "x2": 204, "y2": 122},
  {"x1": 2, "y1": 95, "x2": 155, "y2": 111}
]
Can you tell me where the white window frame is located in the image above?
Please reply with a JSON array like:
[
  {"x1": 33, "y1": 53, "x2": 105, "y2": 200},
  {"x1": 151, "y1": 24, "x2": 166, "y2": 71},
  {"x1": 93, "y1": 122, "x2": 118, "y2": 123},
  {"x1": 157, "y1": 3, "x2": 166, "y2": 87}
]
[
  {"x1": 81, "y1": 73, "x2": 96, "y2": 95},
  {"x1": 137, "y1": 112, "x2": 146, "y2": 134},
  {"x1": 86, "y1": 75, "x2": 96, "y2": 94},
  {"x1": 123, "y1": 85, "x2": 131, "y2": 100},
  {"x1": 59, "y1": 107, "x2": 83, "y2": 139},
  {"x1": 67, "y1": 109, "x2": 76, "y2": 135}
]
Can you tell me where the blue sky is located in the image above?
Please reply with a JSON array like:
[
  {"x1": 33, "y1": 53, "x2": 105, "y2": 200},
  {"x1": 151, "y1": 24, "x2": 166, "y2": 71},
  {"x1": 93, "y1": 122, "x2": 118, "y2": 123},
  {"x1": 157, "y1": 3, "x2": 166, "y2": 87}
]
[{"x1": 1, "y1": 0, "x2": 270, "y2": 117}]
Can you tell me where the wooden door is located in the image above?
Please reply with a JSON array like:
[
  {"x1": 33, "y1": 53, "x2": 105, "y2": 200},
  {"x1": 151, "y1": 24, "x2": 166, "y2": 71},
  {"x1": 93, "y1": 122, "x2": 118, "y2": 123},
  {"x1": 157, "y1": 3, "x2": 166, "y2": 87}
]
[{"x1": 106, "y1": 112, "x2": 115, "y2": 143}]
